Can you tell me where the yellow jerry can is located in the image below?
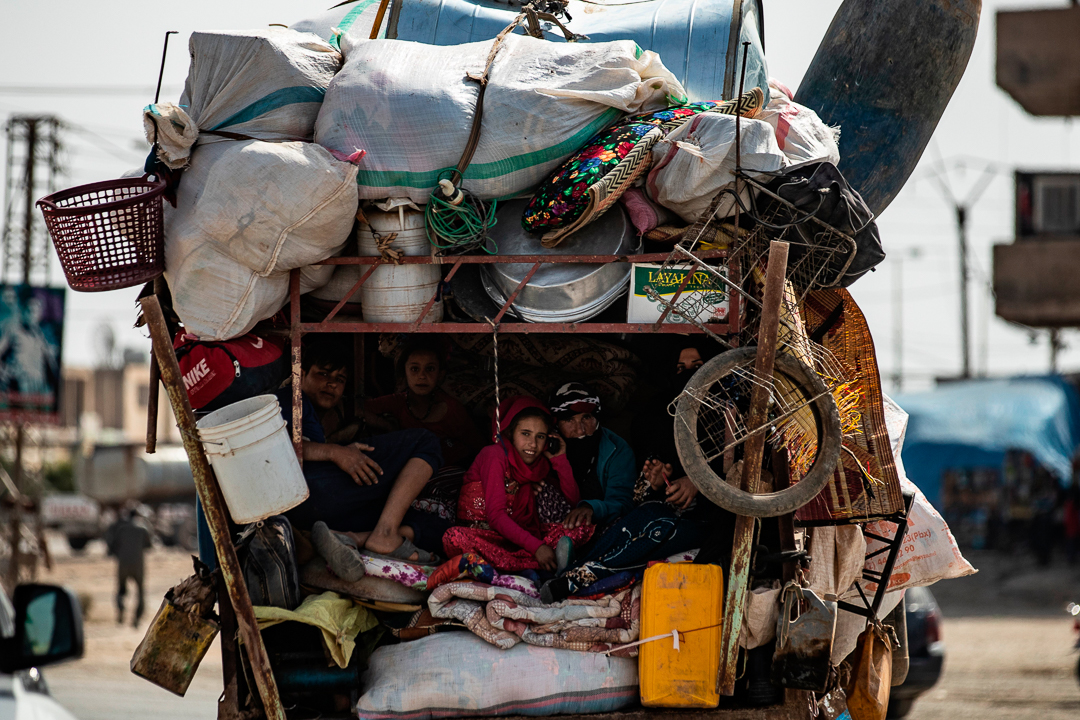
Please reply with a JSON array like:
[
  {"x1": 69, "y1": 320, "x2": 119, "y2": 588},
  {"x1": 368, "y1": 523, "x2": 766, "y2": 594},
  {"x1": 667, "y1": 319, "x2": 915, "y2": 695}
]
[{"x1": 639, "y1": 562, "x2": 724, "y2": 708}]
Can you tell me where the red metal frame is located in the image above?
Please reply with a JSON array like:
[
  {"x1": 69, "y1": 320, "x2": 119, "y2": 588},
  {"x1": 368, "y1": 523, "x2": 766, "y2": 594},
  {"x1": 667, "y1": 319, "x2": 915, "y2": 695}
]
[{"x1": 287, "y1": 250, "x2": 740, "y2": 455}]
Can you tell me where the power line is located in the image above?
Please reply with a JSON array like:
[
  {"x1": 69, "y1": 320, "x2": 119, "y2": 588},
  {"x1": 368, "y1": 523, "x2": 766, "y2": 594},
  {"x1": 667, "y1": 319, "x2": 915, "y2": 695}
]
[{"x1": 0, "y1": 85, "x2": 184, "y2": 97}]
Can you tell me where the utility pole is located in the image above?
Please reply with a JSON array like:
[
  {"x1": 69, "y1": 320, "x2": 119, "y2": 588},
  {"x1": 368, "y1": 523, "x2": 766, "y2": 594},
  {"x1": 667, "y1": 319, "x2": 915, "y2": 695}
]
[
  {"x1": 927, "y1": 159, "x2": 997, "y2": 380},
  {"x1": 2, "y1": 115, "x2": 63, "y2": 591}
]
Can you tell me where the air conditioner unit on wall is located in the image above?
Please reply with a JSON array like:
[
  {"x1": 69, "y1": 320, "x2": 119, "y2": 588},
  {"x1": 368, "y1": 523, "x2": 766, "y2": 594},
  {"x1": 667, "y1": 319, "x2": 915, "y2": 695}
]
[{"x1": 1016, "y1": 171, "x2": 1080, "y2": 238}]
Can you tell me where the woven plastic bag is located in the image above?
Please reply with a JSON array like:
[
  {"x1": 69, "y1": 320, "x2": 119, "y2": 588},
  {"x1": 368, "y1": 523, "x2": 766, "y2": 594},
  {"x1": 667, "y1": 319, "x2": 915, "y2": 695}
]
[
  {"x1": 164, "y1": 140, "x2": 356, "y2": 340},
  {"x1": 315, "y1": 34, "x2": 686, "y2": 204},
  {"x1": 645, "y1": 112, "x2": 784, "y2": 222},
  {"x1": 179, "y1": 29, "x2": 341, "y2": 146},
  {"x1": 757, "y1": 79, "x2": 841, "y2": 167},
  {"x1": 861, "y1": 396, "x2": 976, "y2": 593}
]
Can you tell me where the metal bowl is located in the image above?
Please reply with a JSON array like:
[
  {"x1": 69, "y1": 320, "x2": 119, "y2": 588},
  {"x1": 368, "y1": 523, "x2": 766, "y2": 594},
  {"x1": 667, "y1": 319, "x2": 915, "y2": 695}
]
[{"x1": 481, "y1": 200, "x2": 637, "y2": 322}]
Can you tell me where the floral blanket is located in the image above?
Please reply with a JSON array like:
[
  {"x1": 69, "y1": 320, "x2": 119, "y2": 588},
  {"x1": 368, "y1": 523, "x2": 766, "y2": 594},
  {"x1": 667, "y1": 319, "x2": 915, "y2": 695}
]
[{"x1": 428, "y1": 581, "x2": 641, "y2": 656}]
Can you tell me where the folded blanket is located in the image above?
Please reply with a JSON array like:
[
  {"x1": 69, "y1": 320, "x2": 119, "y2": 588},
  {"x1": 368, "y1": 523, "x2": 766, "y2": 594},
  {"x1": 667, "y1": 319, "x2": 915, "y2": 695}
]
[{"x1": 428, "y1": 581, "x2": 641, "y2": 656}]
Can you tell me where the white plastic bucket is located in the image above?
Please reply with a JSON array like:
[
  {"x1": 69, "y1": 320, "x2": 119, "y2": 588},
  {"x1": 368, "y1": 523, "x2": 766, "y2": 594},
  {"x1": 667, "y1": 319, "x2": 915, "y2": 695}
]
[
  {"x1": 196, "y1": 395, "x2": 309, "y2": 524},
  {"x1": 358, "y1": 206, "x2": 443, "y2": 323}
]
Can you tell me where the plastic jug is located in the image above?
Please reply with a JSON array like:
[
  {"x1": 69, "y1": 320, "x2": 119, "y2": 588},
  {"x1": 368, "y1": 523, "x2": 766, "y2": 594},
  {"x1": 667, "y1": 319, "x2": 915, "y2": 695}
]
[{"x1": 639, "y1": 562, "x2": 724, "y2": 708}]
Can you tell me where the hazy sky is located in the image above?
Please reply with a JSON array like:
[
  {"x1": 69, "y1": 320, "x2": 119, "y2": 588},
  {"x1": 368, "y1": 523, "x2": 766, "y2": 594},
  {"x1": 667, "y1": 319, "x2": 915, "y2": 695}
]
[{"x1": 0, "y1": 0, "x2": 1075, "y2": 392}]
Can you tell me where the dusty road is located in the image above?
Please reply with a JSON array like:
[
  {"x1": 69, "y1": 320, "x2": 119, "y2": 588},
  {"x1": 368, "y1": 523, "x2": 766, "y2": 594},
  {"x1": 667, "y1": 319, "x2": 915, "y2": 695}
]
[
  {"x1": 27, "y1": 540, "x2": 1080, "y2": 720},
  {"x1": 36, "y1": 538, "x2": 222, "y2": 720}
]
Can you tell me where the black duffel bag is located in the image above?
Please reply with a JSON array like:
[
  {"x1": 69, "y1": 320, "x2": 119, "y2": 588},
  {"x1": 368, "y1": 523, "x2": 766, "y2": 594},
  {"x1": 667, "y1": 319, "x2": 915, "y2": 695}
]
[
  {"x1": 756, "y1": 161, "x2": 885, "y2": 288},
  {"x1": 236, "y1": 515, "x2": 300, "y2": 610}
]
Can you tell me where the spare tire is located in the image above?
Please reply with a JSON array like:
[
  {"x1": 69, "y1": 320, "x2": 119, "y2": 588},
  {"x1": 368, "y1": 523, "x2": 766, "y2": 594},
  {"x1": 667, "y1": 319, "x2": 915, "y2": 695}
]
[{"x1": 674, "y1": 347, "x2": 842, "y2": 517}]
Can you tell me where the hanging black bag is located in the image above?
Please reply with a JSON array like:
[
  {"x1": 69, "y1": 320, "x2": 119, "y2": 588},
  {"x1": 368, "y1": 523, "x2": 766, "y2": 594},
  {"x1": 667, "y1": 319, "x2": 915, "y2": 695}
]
[
  {"x1": 236, "y1": 515, "x2": 300, "y2": 610},
  {"x1": 757, "y1": 161, "x2": 886, "y2": 288}
]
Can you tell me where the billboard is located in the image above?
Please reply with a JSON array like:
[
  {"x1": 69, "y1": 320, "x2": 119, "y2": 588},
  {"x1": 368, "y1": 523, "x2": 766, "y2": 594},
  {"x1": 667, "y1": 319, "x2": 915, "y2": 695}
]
[{"x1": 0, "y1": 285, "x2": 64, "y2": 421}]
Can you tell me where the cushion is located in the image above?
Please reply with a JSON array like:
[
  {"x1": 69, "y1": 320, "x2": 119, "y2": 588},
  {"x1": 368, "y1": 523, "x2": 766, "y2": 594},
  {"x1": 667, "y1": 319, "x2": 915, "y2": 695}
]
[
  {"x1": 522, "y1": 87, "x2": 765, "y2": 247},
  {"x1": 356, "y1": 632, "x2": 639, "y2": 719}
]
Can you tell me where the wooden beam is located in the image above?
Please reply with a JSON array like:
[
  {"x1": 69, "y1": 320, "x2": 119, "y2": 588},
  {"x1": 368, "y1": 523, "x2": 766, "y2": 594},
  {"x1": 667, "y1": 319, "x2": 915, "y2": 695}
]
[
  {"x1": 139, "y1": 295, "x2": 286, "y2": 720},
  {"x1": 718, "y1": 240, "x2": 789, "y2": 695}
]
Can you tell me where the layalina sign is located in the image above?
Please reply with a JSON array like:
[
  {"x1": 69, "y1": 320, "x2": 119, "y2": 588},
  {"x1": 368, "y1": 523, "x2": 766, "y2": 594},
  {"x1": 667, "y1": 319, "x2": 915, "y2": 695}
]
[{"x1": 628, "y1": 263, "x2": 729, "y2": 324}]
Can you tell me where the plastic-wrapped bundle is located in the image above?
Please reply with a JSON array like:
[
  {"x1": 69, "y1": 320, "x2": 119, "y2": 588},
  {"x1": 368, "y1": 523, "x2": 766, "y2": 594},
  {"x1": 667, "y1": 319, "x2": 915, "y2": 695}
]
[{"x1": 315, "y1": 34, "x2": 687, "y2": 204}]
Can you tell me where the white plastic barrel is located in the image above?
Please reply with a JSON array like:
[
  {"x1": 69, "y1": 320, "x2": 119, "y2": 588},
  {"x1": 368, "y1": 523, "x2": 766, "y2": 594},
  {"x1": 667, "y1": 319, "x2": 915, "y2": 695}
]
[
  {"x1": 196, "y1": 395, "x2": 309, "y2": 524},
  {"x1": 358, "y1": 206, "x2": 443, "y2": 323}
]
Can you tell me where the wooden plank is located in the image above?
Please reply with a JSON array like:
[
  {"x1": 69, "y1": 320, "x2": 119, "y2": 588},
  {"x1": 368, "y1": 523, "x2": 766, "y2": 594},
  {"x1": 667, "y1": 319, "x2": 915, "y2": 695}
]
[
  {"x1": 140, "y1": 295, "x2": 286, "y2": 720},
  {"x1": 718, "y1": 241, "x2": 789, "y2": 696}
]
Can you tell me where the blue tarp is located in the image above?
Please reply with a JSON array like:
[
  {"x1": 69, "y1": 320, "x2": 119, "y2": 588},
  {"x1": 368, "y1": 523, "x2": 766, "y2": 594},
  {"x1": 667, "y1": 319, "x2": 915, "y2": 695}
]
[{"x1": 895, "y1": 376, "x2": 1080, "y2": 507}]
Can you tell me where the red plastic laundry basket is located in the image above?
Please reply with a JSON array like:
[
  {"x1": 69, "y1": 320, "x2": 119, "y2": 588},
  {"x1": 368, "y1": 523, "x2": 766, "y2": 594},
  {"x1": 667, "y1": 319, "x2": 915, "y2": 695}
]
[{"x1": 37, "y1": 175, "x2": 167, "y2": 292}]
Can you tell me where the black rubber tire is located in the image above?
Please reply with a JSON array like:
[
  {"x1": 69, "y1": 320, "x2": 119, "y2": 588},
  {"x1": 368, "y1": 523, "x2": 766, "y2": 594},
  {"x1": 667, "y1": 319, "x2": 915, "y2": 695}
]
[{"x1": 674, "y1": 347, "x2": 842, "y2": 518}]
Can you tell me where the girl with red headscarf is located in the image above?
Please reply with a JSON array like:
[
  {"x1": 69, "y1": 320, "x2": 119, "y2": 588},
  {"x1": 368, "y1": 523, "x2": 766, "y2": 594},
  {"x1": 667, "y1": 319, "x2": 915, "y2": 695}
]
[{"x1": 442, "y1": 397, "x2": 594, "y2": 572}]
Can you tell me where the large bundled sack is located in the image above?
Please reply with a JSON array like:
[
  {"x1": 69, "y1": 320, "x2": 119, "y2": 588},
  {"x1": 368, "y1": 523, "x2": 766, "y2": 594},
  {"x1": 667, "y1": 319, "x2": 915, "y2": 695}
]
[
  {"x1": 645, "y1": 112, "x2": 785, "y2": 222},
  {"x1": 315, "y1": 34, "x2": 687, "y2": 203},
  {"x1": 165, "y1": 140, "x2": 358, "y2": 340},
  {"x1": 356, "y1": 632, "x2": 638, "y2": 719},
  {"x1": 757, "y1": 79, "x2": 841, "y2": 168},
  {"x1": 179, "y1": 29, "x2": 341, "y2": 146}
]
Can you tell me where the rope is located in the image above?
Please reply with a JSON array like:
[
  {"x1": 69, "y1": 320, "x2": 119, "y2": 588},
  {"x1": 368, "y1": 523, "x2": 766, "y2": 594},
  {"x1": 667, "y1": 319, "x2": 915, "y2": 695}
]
[
  {"x1": 425, "y1": 182, "x2": 498, "y2": 255},
  {"x1": 487, "y1": 317, "x2": 502, "y2": 441},
  {"x1": 424, "y1": 2, "x2": 579, "y2": 255}
]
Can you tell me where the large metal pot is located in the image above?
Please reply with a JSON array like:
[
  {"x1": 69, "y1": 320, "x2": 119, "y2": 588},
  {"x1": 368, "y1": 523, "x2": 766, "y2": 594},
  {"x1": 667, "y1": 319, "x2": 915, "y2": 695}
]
[{"x1": 481, "y1": 200, "x2": 637, "y2": 323}]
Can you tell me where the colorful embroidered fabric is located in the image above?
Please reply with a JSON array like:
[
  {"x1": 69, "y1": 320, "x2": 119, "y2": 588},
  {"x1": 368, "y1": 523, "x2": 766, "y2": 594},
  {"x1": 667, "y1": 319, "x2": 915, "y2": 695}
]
[
  {"x1": 427, "y1": 552, "x2": 540, "y2": 598},
  {"x1": 522, "y1": 88, "x2": 765, "y2": 242}
]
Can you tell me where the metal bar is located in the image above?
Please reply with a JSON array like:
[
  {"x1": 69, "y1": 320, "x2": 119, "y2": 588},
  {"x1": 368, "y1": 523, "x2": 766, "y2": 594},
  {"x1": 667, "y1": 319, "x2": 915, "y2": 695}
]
[
  {"x1": 140, "y1": 295, "x2": 287, "y2": 720},
  {"x1": 314, "y1": 250, "x2": 726, "y2": 266},
  {"x1": 145, "y1": 277, "x2": 166, "y2": 454},
  {"x1": 869, "y1": 492, "x2": 915, "y2": 616},
  {"x1": 299, "y1": 321, "x2": 733, "y2": 335},
  {"x1": 492, "y1": 261, "x2": 541, "y2": 324},
  {"x1": 323, "y1": 260, "x2": 380, "y2": 323},
  {"x1": 289, "y1": 269, "x2": 303, "y2": 463},
  {"x1": 718, "y1": 239, "x2": 789, "y2": 696},
  {"x1": 652, "y1": 267, "x2": 696, "y2": 329},
  {"x1": 413, "y1": 258, "x2": 463, "y2": 328}
]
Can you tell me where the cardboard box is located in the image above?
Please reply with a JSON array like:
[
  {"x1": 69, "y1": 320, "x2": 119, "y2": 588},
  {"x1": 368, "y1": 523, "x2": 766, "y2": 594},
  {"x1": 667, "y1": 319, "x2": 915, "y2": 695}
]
[{"x1": 628, "y1": 263, "x2": 729, "y2": 325}]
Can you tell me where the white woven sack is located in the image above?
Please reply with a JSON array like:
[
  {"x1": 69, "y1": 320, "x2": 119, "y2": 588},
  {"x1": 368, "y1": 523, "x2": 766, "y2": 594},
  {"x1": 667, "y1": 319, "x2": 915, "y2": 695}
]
[
  {"x1": 646, "y1": 112, "x2": 784, "y2": 222},
  {"x1": 164, "y1": 140, "x2": 357, "y2": 340},
  {"x1": 316, "y1": 34, "x2": 687, "y2": 204},
  {"x1": 757, "y1": 79, "x2": 841, "y2": 168},
  {"x1": 859, "y1": 395, "x2": 976, "y2": 594},
  {"x1": 180, "y1": 29, "x2": 341, "y2": 145},
  {"x1": 357, "y1": 633, "x2": 638, "y2": 719}
]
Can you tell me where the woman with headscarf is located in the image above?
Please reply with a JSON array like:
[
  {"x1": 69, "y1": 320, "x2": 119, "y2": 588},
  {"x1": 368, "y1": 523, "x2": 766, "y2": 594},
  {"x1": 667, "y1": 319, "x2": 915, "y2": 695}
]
[
  {"x1": 442, "y1": 397, "x2": 594, "y2": 572},
  {"x1": 541, "y1": 344, "x2": 733, "y2": 603},
  {"x1": 547, "y1": 383, "x2": 638, "y2": 532}
]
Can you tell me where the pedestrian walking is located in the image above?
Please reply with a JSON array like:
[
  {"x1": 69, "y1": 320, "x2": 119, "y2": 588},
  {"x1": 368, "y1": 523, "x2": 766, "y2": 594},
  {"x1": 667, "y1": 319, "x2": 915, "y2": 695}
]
[{"x1": 105, "y1": 504, "x2": 153, "y2": 627}]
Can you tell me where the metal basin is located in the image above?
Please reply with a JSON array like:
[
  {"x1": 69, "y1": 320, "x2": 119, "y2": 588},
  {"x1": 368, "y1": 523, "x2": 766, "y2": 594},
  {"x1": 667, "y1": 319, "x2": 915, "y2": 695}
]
[{"x1": 481, "y1": 200, "x2": 637, "y2": 322}]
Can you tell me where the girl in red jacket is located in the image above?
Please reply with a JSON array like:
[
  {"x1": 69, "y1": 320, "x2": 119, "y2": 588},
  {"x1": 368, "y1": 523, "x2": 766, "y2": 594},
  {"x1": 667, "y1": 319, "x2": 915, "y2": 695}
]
[{"x1": 443, "y1": 396, "x2": 593, "y2": 572}]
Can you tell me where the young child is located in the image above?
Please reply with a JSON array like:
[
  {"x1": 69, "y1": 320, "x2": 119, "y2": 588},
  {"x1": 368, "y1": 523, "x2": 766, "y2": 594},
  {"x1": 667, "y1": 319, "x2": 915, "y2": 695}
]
[
  {"x1": 442, "y1": 397, "x2": 593, "y2": 572},
  {"x1": 364, "y1": 337, "x2": 486, "y2": 468}
]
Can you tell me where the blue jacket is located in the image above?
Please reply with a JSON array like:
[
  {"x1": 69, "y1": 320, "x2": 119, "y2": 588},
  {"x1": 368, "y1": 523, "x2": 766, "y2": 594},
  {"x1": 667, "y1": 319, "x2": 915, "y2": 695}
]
[{"x1": 580, "y1": 427, "x2": 637, "y2": 524}]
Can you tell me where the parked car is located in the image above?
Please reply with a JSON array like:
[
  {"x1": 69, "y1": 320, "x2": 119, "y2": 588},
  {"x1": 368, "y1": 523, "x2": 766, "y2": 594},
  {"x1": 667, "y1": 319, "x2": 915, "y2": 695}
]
[
  {"x1": 0, "y1": 582, "x2": 85, "y2": 720},
  {"x1": 887, "y1": 585, "x2": 945, "y2": 718}
]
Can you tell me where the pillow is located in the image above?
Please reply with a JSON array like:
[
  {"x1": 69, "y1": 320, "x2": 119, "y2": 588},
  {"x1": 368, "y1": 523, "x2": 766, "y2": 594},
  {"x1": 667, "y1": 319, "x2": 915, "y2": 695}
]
[
  {"x1": 522, "y1": 87, "x2": 765, "y2": 247},
  {"x1": 356, "y1": 632, "x2": 639, "y2": 719}
]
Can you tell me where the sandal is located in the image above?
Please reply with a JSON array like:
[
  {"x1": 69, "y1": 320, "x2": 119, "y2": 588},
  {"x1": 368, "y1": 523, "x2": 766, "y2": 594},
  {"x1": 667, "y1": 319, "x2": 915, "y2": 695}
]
[{"x1": 364, "y1": 537, "x2": 439, "y2": 565}]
